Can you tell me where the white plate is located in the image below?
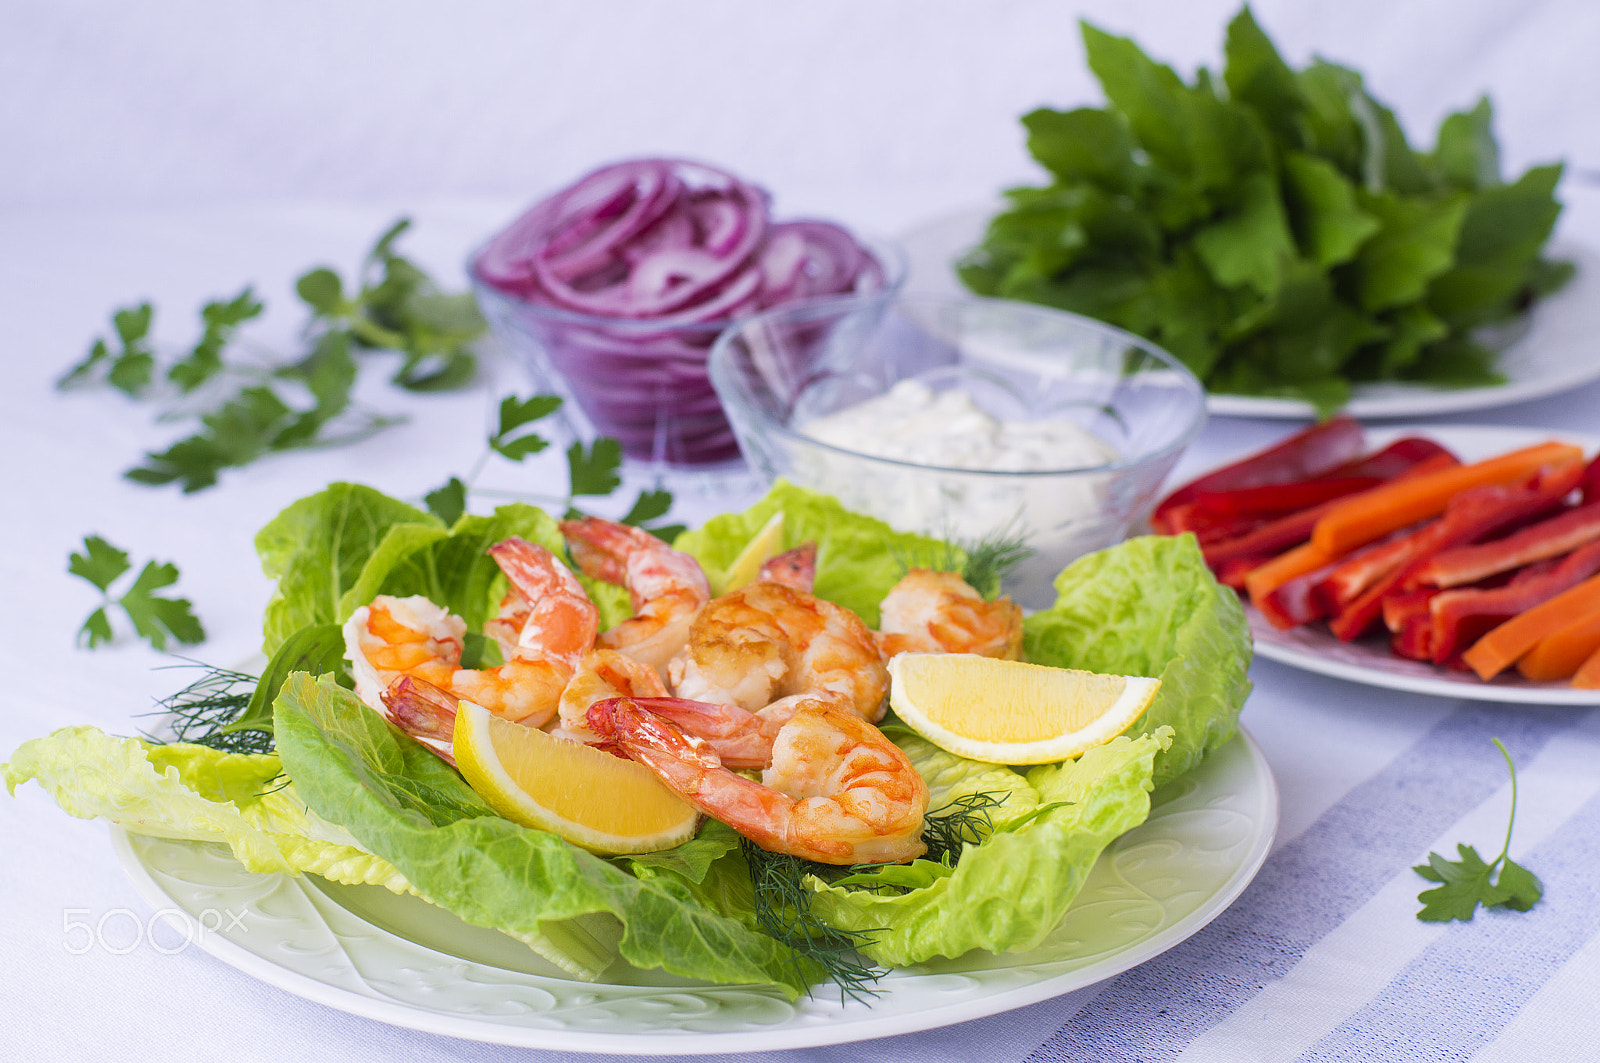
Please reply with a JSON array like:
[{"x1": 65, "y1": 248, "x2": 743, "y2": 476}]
[
  {"x1": 899, "y1": 208, "x2": 1600, "y2": 420},
  {"x1": 113, "y1": 731, "x2": 1276, "y2": 1056},
  {"x1": 1241, "y1": 424, "x2": 1600, "y2": 705}
]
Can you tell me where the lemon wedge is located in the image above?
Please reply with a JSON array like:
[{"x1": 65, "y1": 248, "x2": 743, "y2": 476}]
[
  {"x1": 714, "y1": 511, "x2": 785, "y2": 594},
  {"x1": 886, "y1": 653, "x2": 1160, "y2": 764},
  {"x1": 452, "y1": 700, "x2": 699, "y2": 854}
]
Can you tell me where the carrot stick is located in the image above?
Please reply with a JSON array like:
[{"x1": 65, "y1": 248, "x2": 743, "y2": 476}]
[
  {"x1": 1573, "y1": 644, "x2": 1600, "y2": 688},
  {"x1": 1244, "y1": 541, "x2": 1334, "y2": 611},
  {"x1": 1310, "y1": 442, "x2": 1585, "y2": 558},
  {"x1": 1460, "y1": 570, "x2": 1600, "y2": 680},
  {"x1": 1516, "y1": 604, "x2": 1600, "y2": 682}
]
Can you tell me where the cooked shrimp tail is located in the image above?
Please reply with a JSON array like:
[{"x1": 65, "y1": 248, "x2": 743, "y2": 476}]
[
  {"x1": 380, "y1": 675, "x2": 459, "y2": 764},
  {"x1": 589, "y1": 696, "x2": 928, "y2": 865},
  {"x1": 758, "y1": 542, "x2": 817, "y2": 591}
]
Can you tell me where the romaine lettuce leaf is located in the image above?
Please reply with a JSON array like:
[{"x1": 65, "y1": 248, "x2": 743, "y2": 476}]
[
  {"x1": 255, "y1": 482, "x2": 437, "y2": 655},
  {"x1": 272, "y1": 672, "x2": 815, "y2": 995},
  {"x1": 1, "y1": 725, "x2": 407, "y2": 891},
  {"x1": 1024, "y1": 533, "x2": 1252, "y2": 787}
]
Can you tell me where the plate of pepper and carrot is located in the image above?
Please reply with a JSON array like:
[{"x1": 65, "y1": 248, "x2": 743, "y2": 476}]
[{"x1": 1153, "y1": 417, "x2": 1600, "y2": 704}]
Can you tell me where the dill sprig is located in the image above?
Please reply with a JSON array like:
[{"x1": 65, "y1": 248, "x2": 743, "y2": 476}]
[
  {"x1": 145, "y1": 660, "x2": 274, "y2": 754},
  {"x1": 741, "y1": 839, "x2": 885, "y2": 1003},
  {"x1": 920, "y1": 791, "x2": 1006, "y2": 865},
  {"x1": 957, "y1": 527, "x2": 1033, "y2": 600}
]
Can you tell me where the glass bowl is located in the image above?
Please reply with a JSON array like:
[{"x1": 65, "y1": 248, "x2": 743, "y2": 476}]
[
  {"x1": 468, "y1": 234, "x2": 904, "y2": 470},
  {"x1": 707, "y1": 293, "x2": 1207, "y2": 608}
]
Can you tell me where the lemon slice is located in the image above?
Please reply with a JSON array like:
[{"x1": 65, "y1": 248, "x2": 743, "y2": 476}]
[
  {"x1": 452, "y1": 701, "x2": 699, "y2": 854},
  {"x1": 887, "y1": 653, "x2": 1160, "y2": 764},
  {"x1": 714, "y1": 511, "x2": 785, "y2": 594}
]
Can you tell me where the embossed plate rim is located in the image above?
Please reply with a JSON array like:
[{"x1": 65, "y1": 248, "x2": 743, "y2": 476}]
[{"x1": 112, "y1": 729, "x2": 1276, "y2": 1055}]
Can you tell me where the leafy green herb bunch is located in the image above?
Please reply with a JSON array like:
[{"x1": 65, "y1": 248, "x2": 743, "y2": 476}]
[{"x1": 960, "y1": 7, "x2": 1571, "y2": 413}]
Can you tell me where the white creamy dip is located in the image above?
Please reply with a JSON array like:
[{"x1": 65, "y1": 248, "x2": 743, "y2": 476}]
[
  {"x1": 795, "y1": 380, "x2": 1124, "y2": 608},
  {"x1": 802, "y1": 380, "x2": 1118, "y2": 471}
]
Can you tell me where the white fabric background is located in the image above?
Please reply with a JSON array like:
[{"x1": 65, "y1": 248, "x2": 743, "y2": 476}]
[
  {"x1": 4, "y1": 2, "x2": 1599, "y2": 1061},
  {"x1": 7, "y1": 0, "x2": 1597, "y2": 223}
]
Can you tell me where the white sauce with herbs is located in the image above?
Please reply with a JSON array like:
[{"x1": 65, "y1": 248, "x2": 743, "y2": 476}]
[
  {"x1": 802, "y1": 380, "x2": 1118, "y2": 472},
  {"x1": 794, "y1": 381, "x2": 1124, "y2": 609}
]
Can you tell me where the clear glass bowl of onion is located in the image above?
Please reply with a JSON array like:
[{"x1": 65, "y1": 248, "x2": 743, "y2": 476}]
[
  {"x1": 707, "y1": 293, "x2": 1207, "y2": 608},
  {"x1": 469, "y1": 158, "x2": 903, "y2": 469}
]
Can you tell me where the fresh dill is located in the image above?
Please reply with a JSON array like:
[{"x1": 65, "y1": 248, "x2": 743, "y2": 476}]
[
  {"x1": 920, "y1": 791, "x2": 1007, "y2": 864},
  {"x1": 145, "y1": 660, "x2": 274, "y2": 754},
  {"x1": 741, "y1": 839, "x2": 885, "y2": 1003},
  {"x1": 958, "y1": 527, "x2": 1033, "y2": 600}
]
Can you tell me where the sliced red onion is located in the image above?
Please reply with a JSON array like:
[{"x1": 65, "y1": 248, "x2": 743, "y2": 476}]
[{"x1": 473, "y1": 158, "x2": 890, "y2": 465}]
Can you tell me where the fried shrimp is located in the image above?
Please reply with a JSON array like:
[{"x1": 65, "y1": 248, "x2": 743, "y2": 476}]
[
  {"x1": 560, "y1": 516, "x2": 711, "y2": 678},
  {"x1": 670, "y1": 581, "x2": 889, "y2": 722},
  {"x1": 876, "y1": 569, "x2": 1024, "y2": 660},
  {"x1": 588, "y1": 696, "x2": 928, "y2": 864},
  {"x1": 344, "y1": 539, "x2": 599, "y2": 733}
]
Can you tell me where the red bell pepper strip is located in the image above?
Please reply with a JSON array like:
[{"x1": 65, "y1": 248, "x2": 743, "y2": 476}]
[
  {"x1": 1201, "y1": 451, "x2": 1460, "y2": 568},
  {"x1": 1153, "y1": 416, "x2": 1364, "y2": 534},
  {"x1": 1435, "y1": 542, "x2": 1600, "y2": 665},
  {"x1": 1583, "y1": 453, "x2": 1600, "y2": 506},
  {"x1": 1156, "y1": 504, "x2": 1268, "y2": 545},
  {"x1": 1213, "y1": 554, "x2": 1275, "y2": 590},
  {"x1": 1383, "y1": 588, "x2": 1438, "y2": 635},
  {"x1": 1411, "y1": 501, "x2": 1600, "y2": 589},
  {"x1": 1391, "y1": 612, "x2": 1436, "y2": 661},
  {"x1": 1330, "y1": 437, "x2": 1457, "y2": 480},
  {"x1": 1327, "y1": 461, "x2": 1587, "y2": 642},
  {"x1": 1255, "y1": 556, "x2": 1343, "y2": 630},
  {"x1": 1315, "y1": 528, "x2": 1428, "y2": 616}
]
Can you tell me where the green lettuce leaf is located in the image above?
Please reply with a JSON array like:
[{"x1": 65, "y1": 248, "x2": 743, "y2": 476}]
[
  {"x1": 1025, "y1": 533, "x2": 1252, "y2": 787},
  {"x1": 255, "y1": 482, "x2": 437, "y2": 655},
  {"x1": 809, "y1": 729, "x2": 1170, "y2": 965},
  {"x1": 2, "y1": 726, "x2": 406, "y2": 890},
  {"x1": 272, "y1": 672, "x2": 814, "y2": 995}
]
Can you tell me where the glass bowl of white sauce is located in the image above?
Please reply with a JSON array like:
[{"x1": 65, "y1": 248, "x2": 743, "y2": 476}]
[{"x1": 707, "y1": 293, "x2": 1206, "y2": 608}]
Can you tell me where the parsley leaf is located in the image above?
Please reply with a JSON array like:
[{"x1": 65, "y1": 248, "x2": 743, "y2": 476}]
[
  {"x1": 489, "y1": 394, "x2": 562, "y2": 461},
  {"x1": 65, "y1": 219, "x2": 483, "y2": 493},
  {"x1": 69, "y1": 536, "x2": 206, "y2": 650},
  {"x1": 567, "y1": 438, "x2": 624, "y2": 497},
  {"x1": 1414, "y1": 738, "x2": 1542, "y2": 922},
  {"x1": 68, "y1": 535, "x2": 131, "y2": 592},
  {"x1": 423, "y1": 477, "x2": 468, "y2": 526}
]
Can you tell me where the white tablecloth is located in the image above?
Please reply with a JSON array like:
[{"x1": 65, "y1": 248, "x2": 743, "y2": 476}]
[{"x1": 6, "y1": 3, "x2": 1600, "y2": 1058}]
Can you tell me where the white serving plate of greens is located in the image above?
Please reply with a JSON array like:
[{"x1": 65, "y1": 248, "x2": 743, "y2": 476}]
[
  {"x1": 900, "y1": 208, "x2": 1600, "y2": 421},
  {"x1": 113, "y1": 729, "x2": 1276, "y2": 1056}
]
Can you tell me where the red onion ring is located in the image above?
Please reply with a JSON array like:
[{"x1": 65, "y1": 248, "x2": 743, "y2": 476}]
[{"x1": 473, "y1": 158, "x2": 891, "y2": 465}]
